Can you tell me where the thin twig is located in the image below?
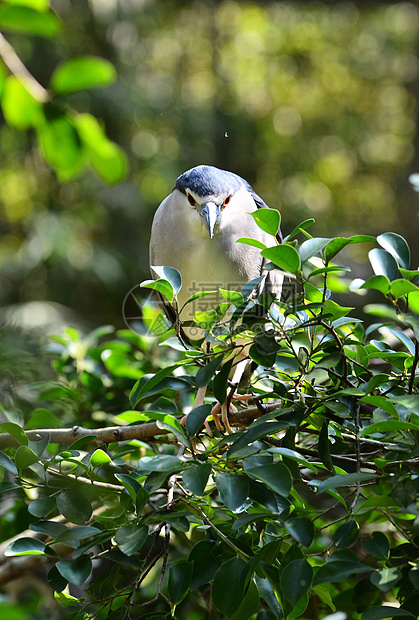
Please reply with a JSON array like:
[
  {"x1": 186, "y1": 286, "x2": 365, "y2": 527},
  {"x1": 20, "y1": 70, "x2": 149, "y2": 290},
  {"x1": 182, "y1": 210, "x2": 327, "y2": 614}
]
[{"x1": 0, "y1": 32, "x2": 49, "y2": 102}]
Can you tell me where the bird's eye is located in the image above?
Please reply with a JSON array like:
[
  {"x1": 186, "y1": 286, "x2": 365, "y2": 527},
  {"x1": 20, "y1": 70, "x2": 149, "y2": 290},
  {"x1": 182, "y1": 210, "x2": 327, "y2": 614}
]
[
  {"x1": 187, "y1": 193, "x2": 196, "y2": 206},
  {"x1": 222, "y1": 195, "x2": 231, "y2": 208}
]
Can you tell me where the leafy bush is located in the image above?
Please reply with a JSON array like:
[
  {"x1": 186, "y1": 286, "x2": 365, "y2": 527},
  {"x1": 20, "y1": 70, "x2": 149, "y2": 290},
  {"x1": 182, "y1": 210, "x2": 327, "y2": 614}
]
[{"x1": 1, "y1": 218, "x2": 419, "y2": 620}]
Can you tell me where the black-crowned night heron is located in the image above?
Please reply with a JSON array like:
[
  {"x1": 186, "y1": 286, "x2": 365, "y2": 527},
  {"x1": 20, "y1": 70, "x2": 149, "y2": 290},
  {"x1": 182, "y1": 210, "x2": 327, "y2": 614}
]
[{"x1": 149, "y1": 165, "x2": 283, "y2": 431}]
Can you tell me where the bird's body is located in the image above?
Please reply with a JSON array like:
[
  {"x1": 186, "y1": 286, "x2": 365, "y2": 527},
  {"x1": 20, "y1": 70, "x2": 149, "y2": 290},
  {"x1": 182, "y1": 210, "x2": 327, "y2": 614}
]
[{"x1": 150, "y1": 165, "x2": 282, "y2": 333}]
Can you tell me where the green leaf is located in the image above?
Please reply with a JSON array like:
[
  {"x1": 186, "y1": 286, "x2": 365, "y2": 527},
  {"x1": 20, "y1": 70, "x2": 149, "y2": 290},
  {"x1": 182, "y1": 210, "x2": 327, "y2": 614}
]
[
  {"x1": 213, "y1": 357, "x2": 234, "y2": 404},
  {"x1": 280, "y1": 559, "x2": 313, "y2": 606},
  {"x1": 377, "y1": 233, "x2": 410, "y2": 270},
  {"x1": 129, "y1": 364, "x2": 182, "y2": 406},
  {"x1": 318, "y1": 422, "x2": 334, "y2": 472},
  {"x1": 136, "y1": 454, "x2": 182, "y2": 474},
  {"x1": 216, "y1": 473, "x2": 249, "y2": 512},
  {"x1": 390, "y1": 279, "x2": 419, "y2": 299},
  {"x1": 90, "y1": 449, "x2": 111, "y2": 467},
  {"x1": 0, "y1": 422, "x2": 27, "y2": 445},
  {"x1": 361, "y1": 607, "x2": 414, "y2": 619},
  {"x1": 145, "y1": 411, "x2": 190, "y2": 448},
  {"x1": 189, "y1": 540, "x2": 222, "y2": 590},
  {"x1": 245, "y1": 462, "x2": 292, "y2": 497},
  {"x1": 1, "y1": 76, "x2": 43, "y2": 129},
  {"x1": 28, "y1": 496, "x2": 56, "y2": 518},
  {"x1": 219, "y1": 289, "x2": 244, "y2": 306},
  {"x1": 251, "y1": 208, "x2": 281, "y2": 236},
  {"x1": 0, "y1": 5, "x2": 61, "y2": 36},
  {"x1": 3, "y1": 0, "x2": 49, "y2": 9},
  {"x1": 56, "y1": 526, "x2": 101, "y2": 542},
  {"x1": 115, "y1": 473, "x2": 141, "y2": 502},
  {"x1": 56, "y1": 556, "x2": 92, "y2": 587},
  {"x1": 314, "y1": 560, "x2": 370, "y2": 585},
  {"x1": 0, "y1": 449, "x2": 18, "y2": 474},
  {"x1": 195, "y1": 354, "x2": 224, "y2": 388},
  {"x1": 285, "y1": 518, "x2": 314, "y2": 547},
  {"x1": 194, "y1": 309, "x2": 217, "y2": 329},
  {"x1": 115, "y1": 524, "x2": 148, "y2": 556},
  {"x1": 228, "y1": 421, "x2": 292, "y2": 457},
  {"x1": 56, "y1": 490, "x2": 92, "y2": 525},
  {"x1": 360, "y1": 420, "x2": 419, "y2": 438},
  {"x1": 261, "y1": 244, "x2": 301, "y2": 274},
  {"x1": 168, "y1": 561, "x2": 194, "y2": 605},
  {"x1": 5, "y1": 537, "x2": 46, "y2": 556},
  {"x1": 360, "y1": 275, "x2": 391, "y2": 294},
  {"x1": 369, "y1": 249, "x2": 399, "y2": 282},
  {"x1": 333, "y1": 520, "x2": 359, "y2": 548},
  {"x1": 231, "y1": 578, "x2": 260, "y2": 620},
  {"x1": 182, "y1": 463, "x2": 211, "y2": 496},
  {"x1": 360, "y1": 396, "x2": 398, "y2": 418},
  {"x1": 285, "y1": 217, "x2": 316, "y2": 240},
  {"x1": 371, "y1": 568, "x2": 401, "y2": 592},
  {"x1": 14, "y1": 445, "x2": 39, "y2": 469},
  {"x1": 212, "y1": 556, "x2": 247, "y2": 617},
  {"x1": 51, "y1": 57, "x2": 116, "y2": 95},
  {"x1": 299, "y1": 237, "x2": 330, "y2": 263},
  {"x1": 185, "y1": 404, "x2": 212, "y2": 437},
  {"x1": 74, "y1": 113, "x2": 128, "y2": 184},
  {"x1": 37, "y1": 109, "x2": 85, "y2": 180},
  {"x1": 141, "y1": 278, "x2": 174, "y2": 303},
  {"x1": 324, "y1": 235, "x2": 375, "y2": 263},
  {"x1": 310, "y1": 473, "x2": 376, "y2": 494},
  {"x1": 236, "y1": 237, "x2": 267, "y2": 250}
]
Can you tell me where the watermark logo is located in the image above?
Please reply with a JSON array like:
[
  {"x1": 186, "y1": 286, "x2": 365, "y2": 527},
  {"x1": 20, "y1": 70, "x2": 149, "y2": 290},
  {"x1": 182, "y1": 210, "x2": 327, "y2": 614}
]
[{"x1": 122, "y1": 280, "x2": 299, "y2": 337}]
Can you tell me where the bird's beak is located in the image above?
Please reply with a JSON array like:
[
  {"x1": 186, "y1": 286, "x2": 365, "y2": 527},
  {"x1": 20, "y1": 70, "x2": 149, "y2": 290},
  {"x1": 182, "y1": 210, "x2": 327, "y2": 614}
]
[{"x1": 199, "y1": 202, "x2": 220, "y2": 239}]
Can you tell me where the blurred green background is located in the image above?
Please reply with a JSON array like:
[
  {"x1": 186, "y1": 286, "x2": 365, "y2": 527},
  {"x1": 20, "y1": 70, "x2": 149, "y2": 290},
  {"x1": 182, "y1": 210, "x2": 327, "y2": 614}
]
[{"x1": 1, "y1": 0, "x2": 418, "y2": 332}]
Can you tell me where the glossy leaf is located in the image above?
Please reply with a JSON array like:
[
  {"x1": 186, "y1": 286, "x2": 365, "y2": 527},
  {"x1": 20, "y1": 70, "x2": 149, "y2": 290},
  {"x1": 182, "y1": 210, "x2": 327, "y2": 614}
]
[
  {"x1": 168, "y1": 561, "x2": 194, "y2": 605},
  {"x1": 245, "y1": 462, "x2": 292, "y2": 497},
  {"x1": 261, "y1": 244, "x2": 301, "y2": 274},
  {"x1": 216, "y1": 472, "x2": 249, "y2": 511},
  {"x1": 28, "y1": 496, "x2": 56, "y2": 518},
  {"x1": 0, "y1": 5, "x2": 61, "y2": 36},
  {"x1": 0, "y1": 449, "x2": 17, "y2": 474},
  {"x1": 299, "y1": 237, "x2": 330, "y2": 263},
  {"x1": 212, "y1": 556, "x2": 247, "y2": 617},
  {"x1": 115, "y1": 524, "x2": 148, "y2": 556},
  {"x1": 390, "y1": 279, "x2": 419, "y2": 299},
  {"x1": 371, "y1": 568, "x2": 401, "y2": 592},
  {"x1": 368, "y1": 249, "x2": 399, "y2": 282},
  {"x1": 188, "y1": 541, "x2": 222, "y2": 590},
  {"x1": 0, "y1": 422, "x2": 27, "y2": 445},
  {"x1": 333, "y1": 520, "x2": 359, "y2": 548},
  {"x1": 90, "y1": 449, "x2": 111, "y2": 467},
  {"x1": 280, "y1": 559, "x2": 313, "y2": 606},
  {"x1": 285, "y1": 517, "x2": 314, "y2": 547},
  {"x1": 361, "y1": 607, "x2": 414, "y2": 619},
  {"x1": 182, "y1": 463, "x2": 211, "y2": 495},
  {"x1": 14, "y1": 445, "x2": 39, "y2": 469},
  {"x1": 251, "y1": 208, "x2": 281, "y2": 236},
  {"x1": 236, "y1": 237, "x2": 267, "y2": 250},
  {"x1": 56, "y1": 490, "x2": 92, "y2": 525},
  {"x1": 56, "y1": 556, "x2": 92, "y2": 587},
  {"x1": 185, "y1": 404, "x2": 212, "y2": 437},
  {"x1": 51, "y1": 57, "x2": 116, "y2": 94},
  {"x1": 5, "y1": 537, "x2": 46, "y2": 556},
  {"x1": 141, "y1": 278, "x2": 174, "y2": 303},
  {"x1": 377, "y1": 232, "x2": 410, "y2": 269},
  {"x1": 195, "y1": 354, "x2": 224, "y2": 388},
  {"x1": 314, "y1": 560, "x2": 370, "y2": 584},
  {"x1": 360, "y1": 275, "x2": 391, "y2": 294},
  {"x1": 324, "y1": 235, "x2": 375, "y2": 263}
]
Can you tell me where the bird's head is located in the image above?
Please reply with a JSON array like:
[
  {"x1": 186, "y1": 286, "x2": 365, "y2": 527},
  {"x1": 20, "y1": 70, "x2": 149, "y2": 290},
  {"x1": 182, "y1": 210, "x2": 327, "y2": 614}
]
[{"x1": 174, "y1": 165, "x2": 249, "y2": 239}]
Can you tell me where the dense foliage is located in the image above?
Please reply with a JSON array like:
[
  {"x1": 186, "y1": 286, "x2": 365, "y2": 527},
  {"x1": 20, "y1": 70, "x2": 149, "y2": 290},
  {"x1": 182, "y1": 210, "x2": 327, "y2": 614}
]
[
  {"x1": 1, "y1": 2, "x2": 419, "y2": 619},
  {"x1": 1, "y1": 218, "x2": 419, "y2": 619},
  {"x1": 0, "y1": 0, "x2": 418, "y2": 325}
]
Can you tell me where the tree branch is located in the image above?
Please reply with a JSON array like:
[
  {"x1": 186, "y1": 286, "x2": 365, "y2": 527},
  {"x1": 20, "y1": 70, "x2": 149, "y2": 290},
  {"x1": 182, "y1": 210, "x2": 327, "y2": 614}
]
[{"x1": 0, "y1": 32, "x2": 49, "y2": 103}]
